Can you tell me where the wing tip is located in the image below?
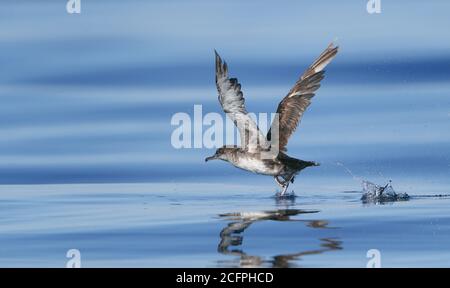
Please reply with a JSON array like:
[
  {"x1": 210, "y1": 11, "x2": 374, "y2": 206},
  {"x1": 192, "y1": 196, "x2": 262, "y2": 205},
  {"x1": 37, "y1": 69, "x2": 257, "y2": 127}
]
[
  {"x1": 327, "y1": 41, "x2": 339, "y2": 52},
  {"x1": 312, "y1": 42, "x2": 339, "y2": 73},
  {"x1": 214, "y1": 49, "x2": 221, "y2": 64},
  {"x1": 215, "y1": 50, "x2": 228, "y2": 77}
]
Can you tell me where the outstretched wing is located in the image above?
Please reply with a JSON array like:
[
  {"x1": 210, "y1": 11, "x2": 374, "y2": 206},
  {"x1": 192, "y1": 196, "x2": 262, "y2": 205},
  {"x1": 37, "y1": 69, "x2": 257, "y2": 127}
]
[
  {"x1": 267, "y1": 43, "x2": 338, "y2": 151},
  {"x1": 215, "y1": 50, "x2": 268, "y2": 152}
]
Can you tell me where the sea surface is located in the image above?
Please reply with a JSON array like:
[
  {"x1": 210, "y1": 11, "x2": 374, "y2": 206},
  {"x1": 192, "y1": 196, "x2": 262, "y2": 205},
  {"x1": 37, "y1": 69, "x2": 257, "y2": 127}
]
[{"x1": 0, "y1": 1, "x2": 449, "y2": 267}]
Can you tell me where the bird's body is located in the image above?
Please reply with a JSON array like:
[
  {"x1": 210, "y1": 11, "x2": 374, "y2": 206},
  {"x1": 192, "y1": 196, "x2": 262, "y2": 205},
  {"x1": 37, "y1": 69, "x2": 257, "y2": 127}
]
[
  {"x1": 206, "y1": 43, "x2": 338, "y2": 195},
  {"x1": 217, "y1": 147, "x2": 317, "y2": 177},
  {"x1": 220, "y1": 148, "x2": 283, "y2": 175}
]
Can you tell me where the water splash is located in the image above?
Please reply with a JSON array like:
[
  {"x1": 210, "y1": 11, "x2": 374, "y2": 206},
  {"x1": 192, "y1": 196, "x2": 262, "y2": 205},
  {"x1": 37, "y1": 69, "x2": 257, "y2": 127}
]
[
  {"x1": 361, "y1": 180, "x2": 410, "y2": 203},
  {"x1": 336, "y1": 162, "x2": 409, "y2": 203},
  {"x1": 336, "y1": 162, "x2": 361, "y2": 181}
]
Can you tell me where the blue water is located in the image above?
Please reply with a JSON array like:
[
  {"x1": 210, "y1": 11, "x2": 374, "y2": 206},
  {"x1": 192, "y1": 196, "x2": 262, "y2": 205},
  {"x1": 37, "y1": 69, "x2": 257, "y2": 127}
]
[{"x1": 0, "y1": 1, "x2": 449, "y2": 267}]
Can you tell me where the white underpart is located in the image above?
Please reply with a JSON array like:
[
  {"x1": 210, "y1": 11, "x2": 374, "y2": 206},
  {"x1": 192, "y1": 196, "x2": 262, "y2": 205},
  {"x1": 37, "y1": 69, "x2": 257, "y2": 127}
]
[{"x1": 232, "y1": 156, "x2": 280, "y2": 176}]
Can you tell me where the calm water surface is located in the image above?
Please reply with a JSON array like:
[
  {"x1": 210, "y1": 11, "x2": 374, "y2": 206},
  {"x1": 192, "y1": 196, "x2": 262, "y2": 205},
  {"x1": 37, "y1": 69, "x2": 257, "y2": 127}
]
[{"x1": 0, "y1": 1, "x2": 449, "y2": 267}]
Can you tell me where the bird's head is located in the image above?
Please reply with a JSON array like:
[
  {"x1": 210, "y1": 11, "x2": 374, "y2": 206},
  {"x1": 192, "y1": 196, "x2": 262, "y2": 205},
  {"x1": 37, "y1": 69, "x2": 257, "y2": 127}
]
[{"x1": 205, "y1": 147, "x2": 229, "y2": 162}]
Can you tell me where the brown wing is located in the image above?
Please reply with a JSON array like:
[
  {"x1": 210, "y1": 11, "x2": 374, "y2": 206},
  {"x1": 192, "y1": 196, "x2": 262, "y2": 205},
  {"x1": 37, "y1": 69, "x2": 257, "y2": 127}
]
[
  {"x1": 215, "y1": 50, "x2": 268, "y2": 152},
  {"x1": 267, "y1": 43, "x2": 338, "y2": 151}
]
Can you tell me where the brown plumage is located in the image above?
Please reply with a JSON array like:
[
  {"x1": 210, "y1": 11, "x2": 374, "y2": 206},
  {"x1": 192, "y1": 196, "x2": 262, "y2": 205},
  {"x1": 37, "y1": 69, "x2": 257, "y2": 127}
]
[
  {"x1": 206, "y1": 43, "x2": 339, "y2": 195},
  {"x1": 215, "y1": 50, "x2": 268, "y2": 152},
  {"x1": 267, "y1": 44, "x2": 338, "y2": 151}
]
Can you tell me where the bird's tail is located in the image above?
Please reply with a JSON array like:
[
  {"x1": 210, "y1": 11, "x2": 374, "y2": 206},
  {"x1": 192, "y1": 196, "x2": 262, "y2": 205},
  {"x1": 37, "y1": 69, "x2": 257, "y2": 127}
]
[
  {"x1": 305, "y1": 160, "x2": 320, "y2": 167},
  {"x1": 296, "y1": 160, "x2": 319, "y2": 170}
]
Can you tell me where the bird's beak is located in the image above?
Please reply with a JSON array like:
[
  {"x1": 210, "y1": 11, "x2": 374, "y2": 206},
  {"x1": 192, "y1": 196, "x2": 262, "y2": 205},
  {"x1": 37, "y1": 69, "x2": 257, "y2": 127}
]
[{"x1": 205, "y1": 155, "x2": 217, "y2": 162}]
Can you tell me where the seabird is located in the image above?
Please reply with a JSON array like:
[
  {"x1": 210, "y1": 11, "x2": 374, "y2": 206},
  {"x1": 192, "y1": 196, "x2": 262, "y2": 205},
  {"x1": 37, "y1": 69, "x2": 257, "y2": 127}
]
[{"x1": 205, "y1": 43, "x2": 338, "y2": 195}]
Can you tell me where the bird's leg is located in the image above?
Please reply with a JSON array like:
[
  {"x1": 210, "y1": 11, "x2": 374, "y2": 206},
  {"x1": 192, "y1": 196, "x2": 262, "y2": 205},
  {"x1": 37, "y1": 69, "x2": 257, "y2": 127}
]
[
  {"x1": 280, "y1": 174, "x2": 295, "y2": 196},
  {"x1": 274, "y1": 176, "x2": 284, "y2": 188},
  {"x1": 274, "y1": 176, "x2": 291, "y2": 196},
  {"x1": 280, "y1": 181, "x2": 290, "y2": 196}
]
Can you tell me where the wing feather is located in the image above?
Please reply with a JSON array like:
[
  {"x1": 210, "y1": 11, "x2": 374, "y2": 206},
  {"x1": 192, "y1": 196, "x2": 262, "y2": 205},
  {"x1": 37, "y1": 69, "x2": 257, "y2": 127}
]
[
  {"x1": 215, "y1": 50, "x2": 268, "y2": 152},
  {"x1": 267, "y1": 43, "x2": 338, "y2": 151}
]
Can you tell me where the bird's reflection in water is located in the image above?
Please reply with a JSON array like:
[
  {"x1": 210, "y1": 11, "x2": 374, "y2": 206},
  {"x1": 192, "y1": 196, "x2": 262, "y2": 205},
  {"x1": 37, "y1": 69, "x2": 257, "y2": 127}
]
[{"x1": 217, "y1": 205, "x2": 342, "y2": 268}]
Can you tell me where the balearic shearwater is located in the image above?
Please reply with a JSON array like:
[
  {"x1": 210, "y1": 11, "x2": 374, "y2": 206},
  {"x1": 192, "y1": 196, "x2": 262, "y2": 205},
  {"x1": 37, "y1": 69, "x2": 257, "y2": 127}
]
[{"x1": 205, "y1": 43, "x2": 338, "y2": 195}]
